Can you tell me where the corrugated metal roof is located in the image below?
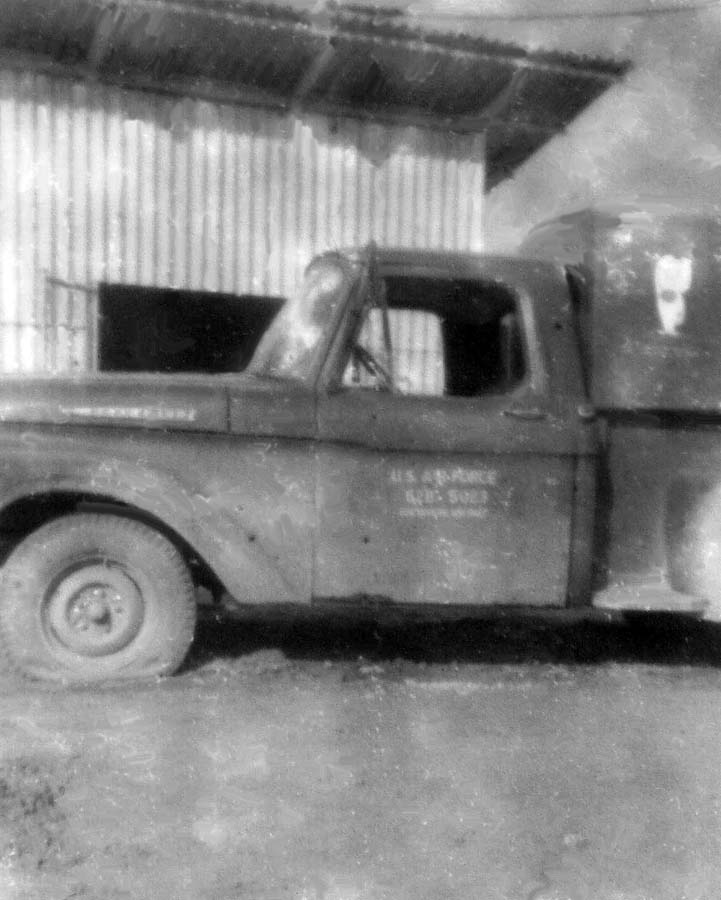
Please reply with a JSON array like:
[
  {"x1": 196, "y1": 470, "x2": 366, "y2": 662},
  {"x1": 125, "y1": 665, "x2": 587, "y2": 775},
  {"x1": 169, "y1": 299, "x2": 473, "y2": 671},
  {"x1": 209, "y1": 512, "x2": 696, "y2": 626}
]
[{"x1": 0, "y1": 0, "x2": 630, "y2": 187}]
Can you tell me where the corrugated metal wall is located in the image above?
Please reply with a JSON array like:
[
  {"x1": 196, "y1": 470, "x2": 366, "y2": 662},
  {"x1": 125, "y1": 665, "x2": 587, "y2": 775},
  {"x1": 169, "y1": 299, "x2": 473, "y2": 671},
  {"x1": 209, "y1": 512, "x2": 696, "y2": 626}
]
[{"x1": 0, "y1": 67, "x2": 486, "y2": 372}]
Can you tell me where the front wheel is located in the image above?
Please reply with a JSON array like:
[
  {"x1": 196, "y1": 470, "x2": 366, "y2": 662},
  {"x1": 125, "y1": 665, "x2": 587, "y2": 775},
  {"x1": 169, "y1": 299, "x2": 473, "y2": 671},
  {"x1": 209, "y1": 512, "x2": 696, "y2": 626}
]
[{"x1": 0, "y1": 513, "x2": 197, "y2": 684}]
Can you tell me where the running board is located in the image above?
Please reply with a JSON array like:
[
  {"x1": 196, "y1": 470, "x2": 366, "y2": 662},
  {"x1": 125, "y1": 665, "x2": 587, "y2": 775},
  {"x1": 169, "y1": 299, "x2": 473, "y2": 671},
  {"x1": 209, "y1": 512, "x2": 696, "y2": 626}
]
[{"x1": 593, "y1": 583, "x2": 708, "y2": 615}]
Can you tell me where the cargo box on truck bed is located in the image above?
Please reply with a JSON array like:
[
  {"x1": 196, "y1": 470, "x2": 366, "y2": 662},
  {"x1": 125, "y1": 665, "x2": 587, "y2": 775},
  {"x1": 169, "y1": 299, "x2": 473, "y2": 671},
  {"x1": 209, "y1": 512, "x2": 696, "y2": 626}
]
[{"x1": 520, "y1": 201, "x2": 721, "y2": 412}]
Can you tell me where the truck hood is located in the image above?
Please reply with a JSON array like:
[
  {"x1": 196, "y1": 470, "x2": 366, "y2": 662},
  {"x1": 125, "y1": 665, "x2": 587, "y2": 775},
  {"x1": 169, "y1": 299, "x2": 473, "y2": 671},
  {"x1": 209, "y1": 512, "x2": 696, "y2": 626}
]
[{"x1": 0, "y1": 372, "x2": 316, "y2": 438}]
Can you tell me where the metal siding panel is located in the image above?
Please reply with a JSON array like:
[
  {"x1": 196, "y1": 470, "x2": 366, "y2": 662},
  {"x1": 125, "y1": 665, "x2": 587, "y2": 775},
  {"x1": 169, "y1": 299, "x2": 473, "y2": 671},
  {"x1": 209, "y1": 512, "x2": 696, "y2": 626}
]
[
  {"x1": 130, "y1": 112, "x2": 145, "y2": 284},
  {"x1": 327, "y1": 140, "x2": 344, "y2": 251},
  {"x1": 443, "y1": 158, "x2": 460, "y2": 252},
  {"x1": 427, "y1": 155, "x2": 445, "y2": 248},
  {"x1": 215, "y1": 112, "x2": 230, "y2": 294},
  {"x1": 187, "y1": 118, "x2": 201, "y2": 288},
  {"x1": 219, "y1": 122, "x2": 235, "y2": 294},
  {"x1": 243, "y1": 123, "x2": 260, "y2": 295},
  {"x1": 370, "y1": 145, "x2": 387, "y2": 245},
  {"x1": 52, "y1": 81, "x2": 70, "y2": 369},
  {"x1": 155, "y1": 112, "x2": 172, "y2": 287},
  {"x1": 87, "y1": 84, "x2": 106, "y2": 285},
  {"x1": 101, "y1": 92, "x2": 123, "y2": 282},
  {"x1": 65, "y1": 81, "x2": 93, "y2": 368},
  {"x1": 138, "y1": 112, "x2": 157, "y2": 286},
  {"x1": 286, "y1": 130, "x2": 301, "y2": 297},
  {"x1": 17, "y1": 74, "x2": 36, "y2": 372},
  {"x1": 311, "y1": 122, "x2": 328, "y2": 253},
  {"x1": 150, "y1": 109, "x2": 162, "y2": 286},
  {"x1": 279, "y1": 123, "x2": 296, "y2": 297},
  {"x1": 170, "y1": 113, "x2": 188, "y2": 288},
  {"x1": 319, "y1": 133, "x2": 333, "y2": 251},
  {"x1": 233, "y1": 115, "x2": 250, "y2": 295},
  {"x1": 400, "y1": 145, "x2": 415, "y2": 247},
  {"x1": 343, "y1": 129, "x2": 360, "y2": 248},
  {"x1": 17, "y1": 78, "x2": 33, "y2": 370},
  {"x1": 34, "y1": 79, "x2": 52, "y2": 370},
  {"x1": 69, "y1": 284, "x2": 82, "y2": 371},
  {"x1": 412, "y1": 150, "x2": 429, "y2": 248},
  {"x1": 456, "y1": 158, "x2": 474, "y2": 251},
  {"x1": 452, "y1": 157, "x2": 467, "y2": 251},
  {"x1": 34, "y1": 76, "x2": 51, "y2": 277},
  {"x1": 402, "y1": 149, "x2": 417, "y2": 247},
  {"x1": 70, "y1": 83, "x2": 87, "y2": 288},
  {"x1": 296, "y1": 119, "x2": 315, "y2": 270},
  {"x1": 468, "y1": 139, "x2": 486, "y2": 252},
  {"x1": 63, "y1": 84, "x2": 81, "y2": 366},
  {"x1": 0, "y1": 71, "x2": 18, "y2": 371},
  {"x1": 203, "y1": 113, "x2": 221, "y2": 293},
  {"x1": 251, "y1": 121, "x2": 269, "y2": 294},
  {"x1": 56, "y1": 285, "x2": 70, "y2": 371},
  {"x1": 0, "y1": 70, "x2": 486, "y2": 373},
  {"x1": 395, "y1": 309, "x2": 411, "y2": 388},
  {"x1": 122, "y1": 116, "x2": 140, "y2": 284},
  {"x1": 384, "y1": 147, "x2": 402, "y2": 246},
  {"x1": 266, "y1": 127, "x2": 283, "y2": 296},
  {"x1": 180, "y1": 119, "x2": 194, "y2": 290},
  {"x1": 356, "y1": 128, "x2": 373, "y2": 247}
]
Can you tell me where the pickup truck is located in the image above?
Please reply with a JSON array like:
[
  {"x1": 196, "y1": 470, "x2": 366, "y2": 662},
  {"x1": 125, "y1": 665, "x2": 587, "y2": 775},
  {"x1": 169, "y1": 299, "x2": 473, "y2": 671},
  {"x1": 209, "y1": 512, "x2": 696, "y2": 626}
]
[{"x1": 1, "y1": 200, "x2": 720, "y2": 684}]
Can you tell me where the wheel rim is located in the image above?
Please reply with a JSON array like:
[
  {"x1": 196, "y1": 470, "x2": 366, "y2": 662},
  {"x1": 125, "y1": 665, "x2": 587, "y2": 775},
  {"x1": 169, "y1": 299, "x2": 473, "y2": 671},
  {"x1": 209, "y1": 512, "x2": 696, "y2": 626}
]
[{"x1": 43, "y1": 562, "x2": 145, "y2": 657}]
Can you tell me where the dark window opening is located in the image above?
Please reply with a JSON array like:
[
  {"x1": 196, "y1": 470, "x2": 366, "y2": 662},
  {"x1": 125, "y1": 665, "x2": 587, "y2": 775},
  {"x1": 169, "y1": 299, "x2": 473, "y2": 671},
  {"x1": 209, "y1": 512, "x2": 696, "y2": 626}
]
[
  {"x1": 343, "y1": 275, "x2": 526, "y2": 397},
  {"x1": 98, "y1": 284, "x2": 283, "y2": 374},
  {"x1": 443, "y1": 313, "x2": 523, "y2": 396}
]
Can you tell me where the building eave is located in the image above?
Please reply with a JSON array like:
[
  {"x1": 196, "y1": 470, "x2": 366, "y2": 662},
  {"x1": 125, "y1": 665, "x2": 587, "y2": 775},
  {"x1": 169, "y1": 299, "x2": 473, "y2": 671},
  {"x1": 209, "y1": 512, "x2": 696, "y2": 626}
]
[{"x1": 0, "y1": 0, "x2": 631, "y2": 187}]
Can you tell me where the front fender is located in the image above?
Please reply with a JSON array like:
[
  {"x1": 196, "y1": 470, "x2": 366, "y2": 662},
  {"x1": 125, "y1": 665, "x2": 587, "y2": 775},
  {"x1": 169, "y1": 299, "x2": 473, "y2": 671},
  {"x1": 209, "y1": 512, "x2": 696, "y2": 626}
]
[{"x1": 0, "y1": 456, "x2": 300, "y2": 605}]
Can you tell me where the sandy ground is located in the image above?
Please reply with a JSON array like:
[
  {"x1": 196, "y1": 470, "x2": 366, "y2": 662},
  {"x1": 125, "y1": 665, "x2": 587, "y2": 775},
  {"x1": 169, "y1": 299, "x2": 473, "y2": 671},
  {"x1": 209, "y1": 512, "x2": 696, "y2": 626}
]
[{"x1": 2, "y1": 612, "x2": 721, "y2": 900}]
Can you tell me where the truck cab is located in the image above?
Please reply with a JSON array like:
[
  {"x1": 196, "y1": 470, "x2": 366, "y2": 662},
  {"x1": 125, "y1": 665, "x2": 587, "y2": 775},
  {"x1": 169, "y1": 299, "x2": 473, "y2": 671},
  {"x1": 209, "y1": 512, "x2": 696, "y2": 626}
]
[{"x1": 245, "y1": 248, "x2": 594, "y2": 609}]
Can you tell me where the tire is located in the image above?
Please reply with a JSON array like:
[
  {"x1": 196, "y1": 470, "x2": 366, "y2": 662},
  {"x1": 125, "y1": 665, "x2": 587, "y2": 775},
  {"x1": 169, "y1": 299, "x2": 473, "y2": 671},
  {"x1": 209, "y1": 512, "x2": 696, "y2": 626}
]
[{"x1": 0, "y1": 513, "x2": 197, "y2": 684}]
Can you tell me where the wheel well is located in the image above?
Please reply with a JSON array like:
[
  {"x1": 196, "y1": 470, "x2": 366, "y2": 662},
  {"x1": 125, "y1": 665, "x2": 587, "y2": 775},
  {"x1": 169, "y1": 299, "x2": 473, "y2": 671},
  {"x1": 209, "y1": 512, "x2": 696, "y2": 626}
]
[{"x1": 0, "y1": 491, "x2": 223, "y2": 597}]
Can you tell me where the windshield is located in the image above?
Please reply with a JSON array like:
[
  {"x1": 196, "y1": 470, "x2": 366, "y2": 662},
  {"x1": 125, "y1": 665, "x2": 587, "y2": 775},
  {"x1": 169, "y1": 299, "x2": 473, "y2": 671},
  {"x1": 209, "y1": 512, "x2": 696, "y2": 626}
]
[{"x1": 248, "y1": 257, "x2": 352, "y2": 382}]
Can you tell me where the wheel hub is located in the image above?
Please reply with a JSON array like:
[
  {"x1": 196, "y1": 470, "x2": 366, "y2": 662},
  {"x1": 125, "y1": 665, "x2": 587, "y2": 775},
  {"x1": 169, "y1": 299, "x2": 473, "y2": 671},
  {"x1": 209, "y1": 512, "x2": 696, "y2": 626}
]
[{"x1": 44, "y1": 563, "x2": 145, "y2": 657}]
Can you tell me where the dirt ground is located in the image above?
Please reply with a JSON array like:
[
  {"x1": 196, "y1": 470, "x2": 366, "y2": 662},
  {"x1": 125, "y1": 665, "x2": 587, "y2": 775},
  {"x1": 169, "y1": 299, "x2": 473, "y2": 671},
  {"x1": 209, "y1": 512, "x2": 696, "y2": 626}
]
[{"x1": 2, "y1": 611, "x2": 721, "y2": 900}]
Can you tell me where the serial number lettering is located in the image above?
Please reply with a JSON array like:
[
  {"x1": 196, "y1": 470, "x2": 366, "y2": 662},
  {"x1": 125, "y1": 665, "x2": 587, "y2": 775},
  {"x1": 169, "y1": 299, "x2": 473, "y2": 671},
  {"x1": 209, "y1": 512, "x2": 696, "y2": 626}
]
[
  {"x1": 447, "y1": 489, "x2": 489, "y2": 505},
  {"x1": 405, "y1": 488, "x2": 443, "y2": 506}
]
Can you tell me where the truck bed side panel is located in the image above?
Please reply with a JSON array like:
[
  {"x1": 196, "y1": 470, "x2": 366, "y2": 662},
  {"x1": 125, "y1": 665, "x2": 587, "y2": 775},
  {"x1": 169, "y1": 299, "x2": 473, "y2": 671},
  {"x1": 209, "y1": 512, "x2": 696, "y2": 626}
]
[{"x1": 601, "y1": 414, "x2": 721, "y2": 600}]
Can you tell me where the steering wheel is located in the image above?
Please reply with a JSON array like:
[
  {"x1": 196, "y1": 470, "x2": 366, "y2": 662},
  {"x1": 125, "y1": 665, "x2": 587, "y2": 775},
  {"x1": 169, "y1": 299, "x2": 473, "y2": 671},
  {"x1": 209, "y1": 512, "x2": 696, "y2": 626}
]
[{"x1": 352, "y1": 344, "x2": 393, "y2": 391}]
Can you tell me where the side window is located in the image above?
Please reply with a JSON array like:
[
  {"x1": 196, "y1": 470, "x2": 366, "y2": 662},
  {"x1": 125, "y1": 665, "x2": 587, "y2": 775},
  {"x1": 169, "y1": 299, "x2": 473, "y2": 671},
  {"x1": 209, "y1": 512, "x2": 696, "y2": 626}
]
[{"x1": 342, "y1": 276, "x2": 526, "y2": 398}]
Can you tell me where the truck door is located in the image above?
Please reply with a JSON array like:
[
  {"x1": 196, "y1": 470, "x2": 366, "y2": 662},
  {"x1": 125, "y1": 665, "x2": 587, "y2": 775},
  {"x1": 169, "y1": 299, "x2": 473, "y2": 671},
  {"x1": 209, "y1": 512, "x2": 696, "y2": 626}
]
[{"x1": 314, "y1": 263, "x2": 583, "y2": 607}]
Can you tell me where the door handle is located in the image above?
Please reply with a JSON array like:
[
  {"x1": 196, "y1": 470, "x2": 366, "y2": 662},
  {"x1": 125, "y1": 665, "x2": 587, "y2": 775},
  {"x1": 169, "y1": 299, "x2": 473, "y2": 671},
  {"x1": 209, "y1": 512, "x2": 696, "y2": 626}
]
[{"x1": 502, "y1": 406, "x2": 547, "y2": 420}]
